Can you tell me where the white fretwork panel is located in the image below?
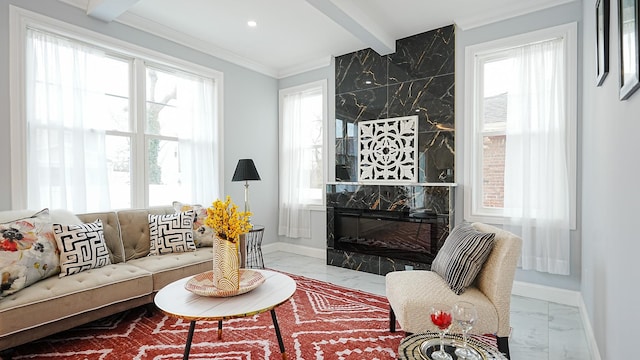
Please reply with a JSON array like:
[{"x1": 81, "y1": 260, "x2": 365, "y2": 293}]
[{"x1": 358, "y1": 116, "x2": 418, "y2": 182}]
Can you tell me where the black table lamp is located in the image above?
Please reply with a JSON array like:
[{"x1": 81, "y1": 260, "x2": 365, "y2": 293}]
[{"x1": 232, "y1": 159, "x2": 261, "y2": 214}]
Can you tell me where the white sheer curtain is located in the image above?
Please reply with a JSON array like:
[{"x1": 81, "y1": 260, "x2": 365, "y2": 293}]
[
  {"x1": 503, "y1": 38, "x2": 571, "y2": 275},
  {"x1": 278, "y1": 90, "x2": 313, "y2": 238},
  {"x1": 25, "y1": 29, "x2": 110, "y2": 212},
  {"x1": 177, "y1": 75, "x2": 219, "y2": 204}
]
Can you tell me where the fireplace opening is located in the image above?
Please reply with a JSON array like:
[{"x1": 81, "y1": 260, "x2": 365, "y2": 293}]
[{"x1": 333, "y1": 208, "x2": 445, "y2": 264}]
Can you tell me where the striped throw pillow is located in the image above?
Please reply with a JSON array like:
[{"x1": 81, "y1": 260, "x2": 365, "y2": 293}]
[{"x1": 431, "y1": 222, "x2": 495, "y2": 295}]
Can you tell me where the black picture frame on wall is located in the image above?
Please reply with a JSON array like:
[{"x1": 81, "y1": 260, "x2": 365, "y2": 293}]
[
  {"x1": 618, "y1": 0, "x2": 640, "y2": 99},
  {"x1": 596, "y1": 0, "x2": 610, "y2": 85}
]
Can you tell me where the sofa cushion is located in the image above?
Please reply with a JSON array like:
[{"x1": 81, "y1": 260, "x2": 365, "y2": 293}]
[
  {"x1": 431, "y1": 222, "x2": 495, "y2": 295},
  {"x1": 76, "y1": 212, "x2": 124, "y2": 264},
  {"x1": 173, "y1": 201, "x2": 215, "y2": 247},
  {"x1": 117, "y1": 207, "x2": 173, "y2": 261},
  {"x1": 0, "y1": 263, "x2": 152, "y2": 337},
  {"x1": 128, "y1": 247, "x2": 213, "y2": 291},
  {"x1": 148, "y1": 211, "x2": 196, "y2": 256},
  {"x1": 53, "y1": 220, "x2": 112, "y2": 277},
  {"x1": 0, "y1": 209, "x2": 60, "y2": 298}
]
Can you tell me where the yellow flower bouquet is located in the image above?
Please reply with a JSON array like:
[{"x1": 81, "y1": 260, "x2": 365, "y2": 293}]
[{"x1": 205, "y1": 196, "x2": 252, "y2": 243}]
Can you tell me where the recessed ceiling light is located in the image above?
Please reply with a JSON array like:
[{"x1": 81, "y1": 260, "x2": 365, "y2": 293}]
[{"x1": 247, "y1": 20, "x2": 257, "y2": 27}]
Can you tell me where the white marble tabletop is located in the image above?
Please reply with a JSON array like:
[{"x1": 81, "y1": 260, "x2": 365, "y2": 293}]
[{"x1": 154, "y1": 269, "x2": 296, "y2": 321}]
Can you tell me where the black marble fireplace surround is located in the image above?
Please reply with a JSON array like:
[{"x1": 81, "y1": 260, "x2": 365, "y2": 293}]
[
  {"x1": 328, "y1": 25, "x2": 456, "y2": 276},
  {"x1": 327, "y1": 184, "x2": 453, "y2": 275},
  {"x1": 335, "y1": 24, "x2": 455, "y2": 183}
]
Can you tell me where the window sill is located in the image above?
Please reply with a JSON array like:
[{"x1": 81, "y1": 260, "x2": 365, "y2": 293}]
[
  {"x1": 308, "y1": 205, "x2": 326, "y2": 212},
  {"x1": 464, "y1": 213, "x2": 577, "y2": 231}
]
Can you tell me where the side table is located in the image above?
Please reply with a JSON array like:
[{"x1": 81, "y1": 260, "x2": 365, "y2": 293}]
[{"x1": 245, "y1": 225, "x2": 265, "y2": 268}]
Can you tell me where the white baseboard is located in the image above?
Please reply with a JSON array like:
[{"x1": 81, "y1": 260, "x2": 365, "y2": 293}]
[
  {"x1": 512, "y1": 281, "x2": 601, "y2": 360},
  {"x1": 577, "y1": 296, "x2": 602, "y2": 360},
  {"x1": 512, "y1": 280, "x2": 581, "y2": 306}
]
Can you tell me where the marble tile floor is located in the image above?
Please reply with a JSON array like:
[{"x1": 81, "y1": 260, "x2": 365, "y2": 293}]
[{"x1": 263, "y1": 251, "x2": 592, "y2": 360}]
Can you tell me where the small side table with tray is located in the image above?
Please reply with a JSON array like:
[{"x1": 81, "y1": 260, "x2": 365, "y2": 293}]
[
  {"x1": 398, "y1": 332, "x2": 508, "y2": 360},
  {"x1": 244, "y1": 225, "x2": 265, "y2": 268}
]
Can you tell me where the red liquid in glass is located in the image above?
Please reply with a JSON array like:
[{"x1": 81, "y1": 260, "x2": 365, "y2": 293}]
[{"x1": 431, "y1": 311, "x2": 452, "y2": 330}]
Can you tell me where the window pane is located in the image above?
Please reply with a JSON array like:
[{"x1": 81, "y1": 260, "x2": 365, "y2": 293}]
[
  {"x1": 146, "y1": 67, "x2": 180, "y2": 137},
  {"x1": 106, "y1": 135, "x2": 131, "y2": 209},
  {"x1": 482, "y1": 58, "x2": 511, "y2": 133},
  {"x1": 302, "y1": 89, "x2": 323, "y2": 199},
  {"x1": 480, "y1": 58, "x2": 510, "y2": 209},
  {"x1": 102, "y1": 57, "x2": 130, "y2": 132},
  {"x1": 148, "y1": 138, "x2": 184, "y2": 206},
  {"x1": 482, "y1": 135, "x2": 506, "y2": 208}
]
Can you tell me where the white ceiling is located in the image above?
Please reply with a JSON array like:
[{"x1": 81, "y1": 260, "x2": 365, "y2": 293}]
[{"x1": 61, "y1": 0, "x2": 575, "y2": 78}]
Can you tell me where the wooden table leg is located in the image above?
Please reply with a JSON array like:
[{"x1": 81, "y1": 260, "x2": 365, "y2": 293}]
[
  {"x1": 184, "y1": 321, "x2": 196, "y2": 360},
  {"x1": 270, "y1": 309, "x2": 288, "y2": 360},
  {"x1": 217, "y1": 320, "x2": 223, "y2": 340}
]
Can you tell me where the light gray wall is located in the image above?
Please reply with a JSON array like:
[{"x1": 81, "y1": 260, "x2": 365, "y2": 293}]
[
  {"x1": 0, "y1": 0, "x2": 279, "y2": 242},
  {"x1": 277, "y1": 62, "x2": 335, "y2": 250},
  {"x1": 455, "y1": 1, "x2": 583, "y2": 291},
  {"x1": 581, "y1": 0, "x2": 640, "y2": 357}
]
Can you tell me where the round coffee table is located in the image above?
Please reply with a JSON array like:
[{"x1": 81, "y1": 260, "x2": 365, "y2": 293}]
[
  {"x1": 398, "y1": 332, "x2": 507, "y2": 360},
  {"x1": 154, "y1": 269, "x2": 296, "y2": 360}
]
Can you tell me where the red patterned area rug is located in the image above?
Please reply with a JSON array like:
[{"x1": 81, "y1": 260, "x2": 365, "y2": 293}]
[{"x1": 10, "y1": 273, "x2": 406, "y2": 359}]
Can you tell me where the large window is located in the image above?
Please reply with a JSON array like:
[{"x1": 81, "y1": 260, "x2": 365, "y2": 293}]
[
  {"x1": 278, "y1": 80, "x2": 327, "y2": 238},
  {"x1": 464, "y1": 23, "x2": 577, "y2": 275},
  {"x1": 11, "y1": 9, "x2": 222, "y2": 212}
]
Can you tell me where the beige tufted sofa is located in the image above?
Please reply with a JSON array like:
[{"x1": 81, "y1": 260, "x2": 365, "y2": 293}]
[
  {"x1": 385, "y1": 223, "x2": 522, "y2": 358},
  {"x1": 0, "y1": 207, "x2": 215, "y2": 355}
]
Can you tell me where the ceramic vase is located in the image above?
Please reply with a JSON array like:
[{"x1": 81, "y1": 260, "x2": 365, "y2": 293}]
[{"x1": 212, "y1": 235, "x2": 240, "y2": 293}]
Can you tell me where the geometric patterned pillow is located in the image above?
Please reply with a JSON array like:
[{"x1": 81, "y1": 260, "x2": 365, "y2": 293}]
[
  {"x1": 172, "y1": 201, "x2": 214, "y2": 247},
  {"x1": 53, "y1": 220, "x2": 112, "y2": 278},
  {"x1": 148, "y1": 210, "x2": 196, "y2": 256},
  {"x1": 431, "y1": 222, "x2": 496, "y2": 295},
  {"x1": 0, "y1": 208, "x2": 60, "y2": 298}
]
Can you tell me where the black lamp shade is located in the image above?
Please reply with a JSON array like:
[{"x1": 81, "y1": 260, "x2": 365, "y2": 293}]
[{"x1": 232, "y1": 159, "x2": 261, "y2": 181}]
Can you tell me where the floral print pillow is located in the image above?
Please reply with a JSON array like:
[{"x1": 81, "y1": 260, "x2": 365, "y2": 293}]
[
  {"x1": 1, "y1": 209, "x2": 60, "y2": 298},
  {"x1": 172, "y1": 201, "x2": 214, "y2": 247}
]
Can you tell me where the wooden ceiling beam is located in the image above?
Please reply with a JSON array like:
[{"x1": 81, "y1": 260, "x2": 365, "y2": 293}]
[
  {"x1": 87, "y1": 0, "x2": 141, "y2": 22},
  {"x1": 305, "y1": 0, "x2": 395, "y2": 55}
]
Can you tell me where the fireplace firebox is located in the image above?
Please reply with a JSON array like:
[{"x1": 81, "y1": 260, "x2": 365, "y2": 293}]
[
  {"x1": 333, "y1": 208, "x2": 445, "y2": 264},
  {"x1": 326, "y1": 184, "x2": 454, "y2": 275}
]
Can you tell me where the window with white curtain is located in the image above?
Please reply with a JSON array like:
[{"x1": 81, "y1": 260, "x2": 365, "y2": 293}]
[
  {"x1": 11, "y1": 12, "x2": 221, "y2": 213},
  {"x1": 278, "y1": 80, "x2": 327, "y2": 238},
  {"x1": 464, "y1": 23, "x2": 577, "y2": 275}
]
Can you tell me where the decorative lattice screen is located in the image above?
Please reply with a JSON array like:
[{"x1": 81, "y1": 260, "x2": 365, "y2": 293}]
[{"x1": 358, "y1": 116, "x2": 418, "y2": 182}]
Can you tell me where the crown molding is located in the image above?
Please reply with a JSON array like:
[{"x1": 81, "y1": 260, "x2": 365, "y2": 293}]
[
  {"x1": 57, "y1": 0, "x2": 280, "y2": 77},
  {"x1": 114, "y1": 11, "x2": 279, "y2": 77},
  {"x1": 277, "y1": 56, "x2": 332, "y2": 79},
  {"x1": 455, "y1": 0, "x2": 577, "y2": 30}
]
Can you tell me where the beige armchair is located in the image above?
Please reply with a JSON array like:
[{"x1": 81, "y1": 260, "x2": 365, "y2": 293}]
[{"x1": 385, "y1": 223, "x2": 522, "y2": 358}]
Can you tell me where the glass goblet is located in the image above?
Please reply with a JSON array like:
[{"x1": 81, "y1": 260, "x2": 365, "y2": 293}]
[
  {"x1": 429, "y1": 303, "x2": 453, "y2": 360},
  {"x1": 452, "y1": 301, "x2": 480, "y2": 360}
]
